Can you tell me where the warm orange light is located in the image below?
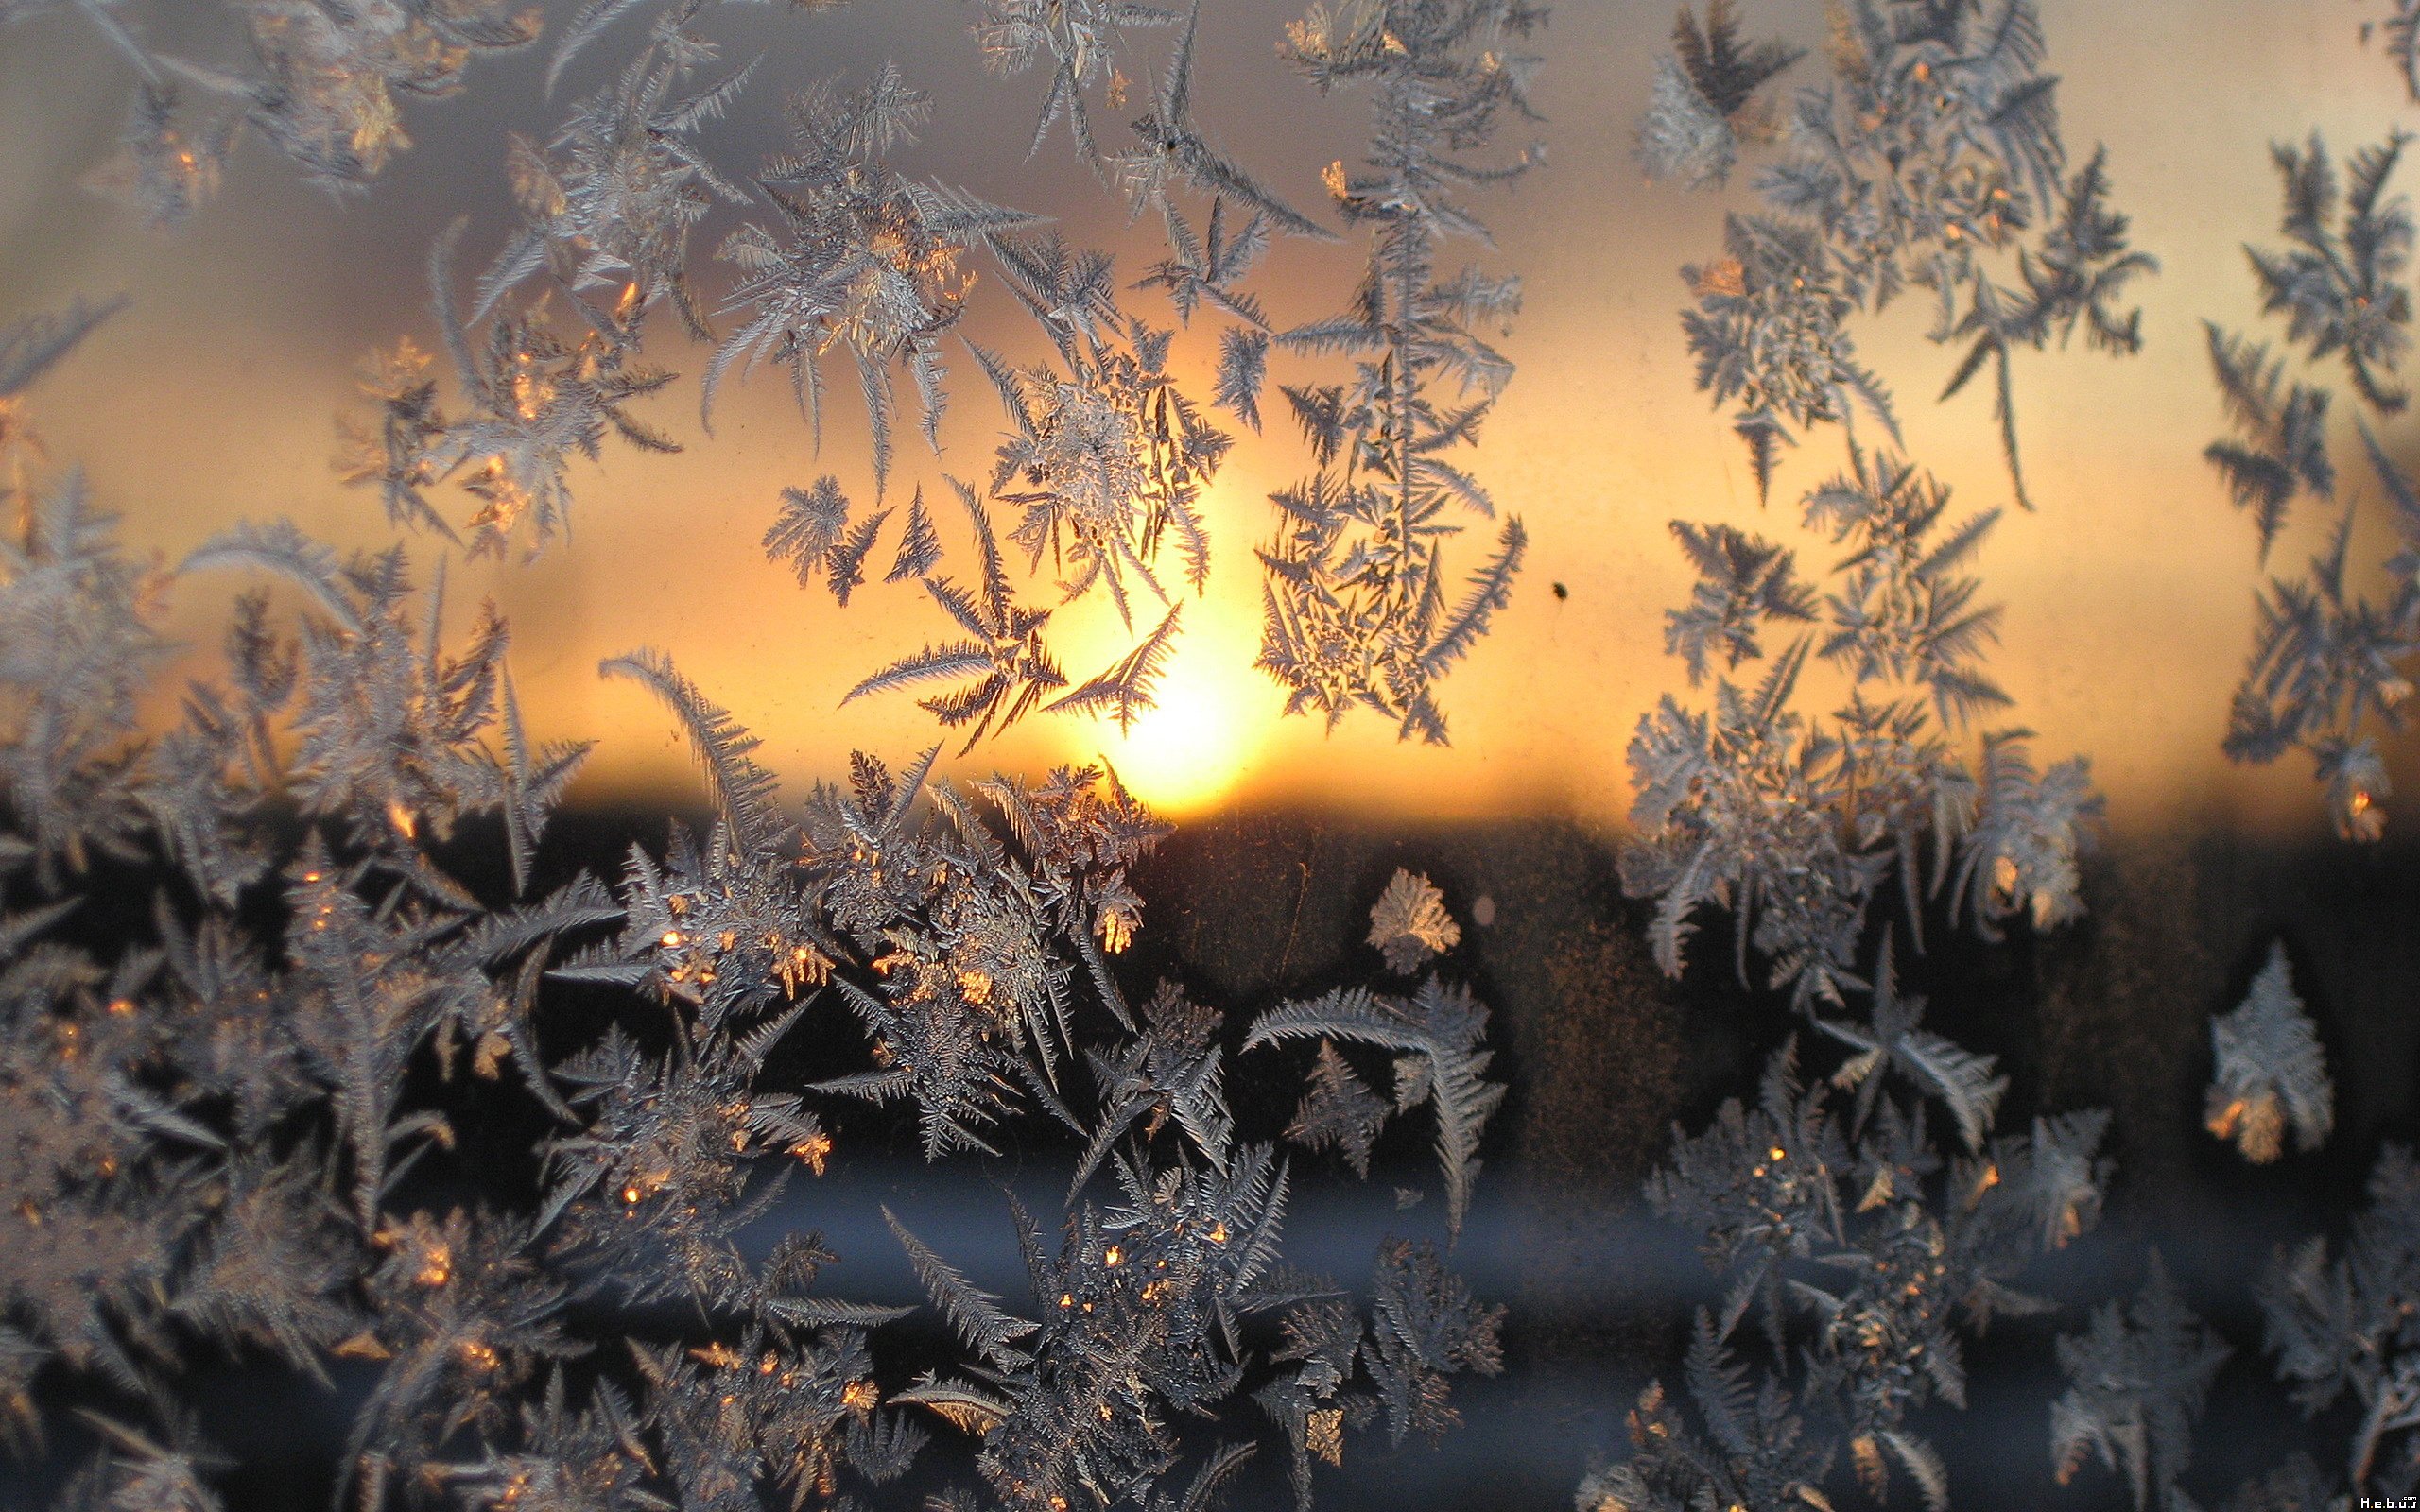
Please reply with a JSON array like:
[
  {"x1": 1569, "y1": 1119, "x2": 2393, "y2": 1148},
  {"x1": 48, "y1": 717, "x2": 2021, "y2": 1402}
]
[
  {"x1": 789, "y1": 1133, "x2": 833, "y2": 1175},
  {"x1": 1054, "y1": 592, "x2": 1270, "y2": 816},
  {"x1": 60, "y1": 4, "x2": 2395, "y2": 847}
]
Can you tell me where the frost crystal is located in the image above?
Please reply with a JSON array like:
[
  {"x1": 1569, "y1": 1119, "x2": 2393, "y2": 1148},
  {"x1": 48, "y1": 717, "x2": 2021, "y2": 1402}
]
[
  {"x1": 2207, "y1": 941, "x2": 2334, "y2": 1164},
  {"x1": 1649, "y1": 0, "x2": 2153, "y2": 509},
  {"x1": 2248, "y1": 133, "x2": 2414, "y2": 416},
  {"x1": 486, "y1": 39, "x2": 754, "y2": 335},
  {"x1": 340, "y1": 226, "x2": 678, "y2": 558},
  {"x1": 2260, "y1": 1147, "x2": 2420, "y2": 1493},
  {"x1": 1578, "y1": 1313, "x2": 1830, "y2": 1512},
  {"x1": 1253, "y1": 0, "x2": 1544, "y2": 745},
  {"x1": 1, "y1": 296, "x2": 1508, "y2": 1512},
  {"x1": 1626, "y1": 0, "x2": 2132, "y2": 1003},
  {"x1": 1248, "y1": 961, "x2": 1505, "y2": 1242},
  {"x1": 2051, "y1": 1255, "x2": 2231, "y2": 1512},
  {"x1": 707, "y1": 65, "x2": 1040, "y2": 490},
  {"x1": 2204, "y1": 133, "x2": 2420, "y2": 841},
  {"x1": 979, "y1": 234, "x2": 1228, "y2": 622},
  {"x1": 1625, "y1": 438, "x2": 2101, "y2": 1004},
  {"x1": 1634, "y1": 1, "x2": 1800, "y2": 190},
  {"x1": 1631, "y1": 1001, "x2": 2115, "y2": 1510},
  {"x1": 964, "y1": 0, "x2": 1176, "y2": 164},
  {"x1": 1366, "y1": 868, "x2": 1460, "y2": 975}
]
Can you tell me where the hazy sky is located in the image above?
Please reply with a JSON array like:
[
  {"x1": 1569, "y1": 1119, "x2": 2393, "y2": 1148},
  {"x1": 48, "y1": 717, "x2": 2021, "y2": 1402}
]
[{"x1": 1, "y1": 0, "x2": 2410, "y2": 834}]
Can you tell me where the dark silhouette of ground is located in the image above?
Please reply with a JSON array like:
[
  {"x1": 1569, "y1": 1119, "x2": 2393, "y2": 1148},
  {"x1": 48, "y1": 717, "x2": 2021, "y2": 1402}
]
[{"x1": 25, "y1": 802, "x2": 2417, "y2": 1511}]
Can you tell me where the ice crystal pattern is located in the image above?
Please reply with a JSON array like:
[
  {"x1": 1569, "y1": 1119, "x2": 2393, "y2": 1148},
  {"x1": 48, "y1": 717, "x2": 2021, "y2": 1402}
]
[
  {"x1": 2370, "y1": 1, "x2": 2420, "y2": 101},
  {"x1": 0, "y1": 303, "x2": 1507, "y2": 1512},
  {"x1": 22, "y1": 0, "x2": 543, "y2": 225},
  {"x1": 1645, "y1": 0, "x2": 2155, "y2": 509},
  {"x1": 285, "y1": 0, "x2": 1549, "y2": 750},
  {"x1": 1623, "y1": 444, "x2": 2100, "y2": 1008},
  {"x1": 1635, "y1": 1, "x2": 1802, "y2": 191},
  {"x1": 2259, "y1": 1146, "x2": 2420, "y2": 1496},
  {"x1": 1253, "y1": 0, "x2": 1545, "y2": 745},
  {"x1": 2205, "y1": 133, "x2": 2420, "y2": 841},
  {"x1": 2050, "y1": 1254, "x2": 2232, "y2": 1512},
  {"x1": 1623, "y1": 0, "x2": 2125, "y2": 1007},
  {"x1": 482, "y1": 36, "x2": 755, "y2": 336},
  {"x1": 705, "y1": 63, "x2": 1040, "y2": 491},
  {"x1": 342, "y1": 224, "x2": 679, "y2": 558},
  {"x1": 1364, "y1": 868, "x2": 1460, "y2": 976},
  {"x1": 1605, "y1": 974, "x2": 2116, "y2": 1512},
  {"x1": 2205, "y1": 941, "x2": 2334, "y2": 1165}
]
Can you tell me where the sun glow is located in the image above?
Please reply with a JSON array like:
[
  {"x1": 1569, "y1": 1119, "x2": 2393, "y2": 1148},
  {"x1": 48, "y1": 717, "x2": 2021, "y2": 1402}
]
[{"x1": 1058, "y1": 595, "x2": 1271, "y2": 816}]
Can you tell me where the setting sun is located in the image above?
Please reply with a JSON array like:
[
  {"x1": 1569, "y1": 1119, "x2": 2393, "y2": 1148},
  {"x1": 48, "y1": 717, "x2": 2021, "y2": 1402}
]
[{"x1": 1058, "y1": 593, "x2": 1272, "y2": 816}]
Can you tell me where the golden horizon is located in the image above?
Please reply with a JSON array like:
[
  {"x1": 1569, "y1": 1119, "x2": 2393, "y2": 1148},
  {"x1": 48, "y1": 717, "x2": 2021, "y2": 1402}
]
[{"x1": 5, "y1": 0, "x2": 2411, "y2": 842}]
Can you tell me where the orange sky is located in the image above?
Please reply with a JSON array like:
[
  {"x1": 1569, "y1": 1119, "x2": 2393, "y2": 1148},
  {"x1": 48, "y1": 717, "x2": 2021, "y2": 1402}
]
[{"x1": 2, "y1": 0, "x2": 2412, "y2": 836}]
